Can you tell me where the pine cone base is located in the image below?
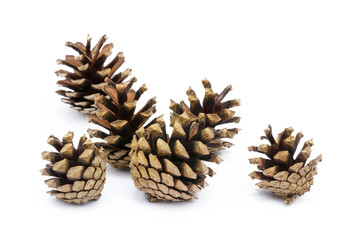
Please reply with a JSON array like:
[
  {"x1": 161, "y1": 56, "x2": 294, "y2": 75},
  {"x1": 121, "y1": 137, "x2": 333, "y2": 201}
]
[
  {"x1": 47, "y1": 178, "x2": 106, "y2": 204},
  {"x1": 131, "y1": 161, "x2": 197, "y2": 202},
  {"x1": 253, "y1": 155, "x2": 321, "y2": 204},
  {"x1": 107, "y1": 154, "x2": 131, "y2": 169},
  {"x1": 67, "y1": 103, "x2": 97, "y2": 115},
  {"x1": 96, "y1": 146, "x2": 131, "y2": 169}
]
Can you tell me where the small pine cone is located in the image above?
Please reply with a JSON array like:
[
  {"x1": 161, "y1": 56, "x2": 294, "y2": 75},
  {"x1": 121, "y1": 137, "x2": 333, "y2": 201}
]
[
  {"x1": 87, "y1": 79, "x2": 156, "y2": 169},
  {"x1": 248, "y1": 125, "x2": 322, "y2": 204},
  {"x1": 56, "y1": 35, "x2": 132, "y2": 115},
  {"x1": 170, "y1": 79, "x2": 240, "y2": 151},
  {"x1": 41, "y1": 131, "x2": 107, "y2": 204},
  {"x1": 129, "y1": 115, "x2": 223, "y2": 202}
]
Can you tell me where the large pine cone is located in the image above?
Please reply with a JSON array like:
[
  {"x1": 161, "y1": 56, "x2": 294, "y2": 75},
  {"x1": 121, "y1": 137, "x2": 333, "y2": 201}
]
[
  {"x1": 129, "y1": 115, "x2": 223, "y2": 202},
  {"x1": 56, "y1": 35, "x2": 131, "y2": 115},
  {"x1": 170, "y1": 79, "x2": 240, "y2": 151},
  {"x1": 41, "y1": 131, "x2": 107, "y2": 204},
  {"x1": 87, "y1": 79, "x2": 156, "y2": 169},
  {"x1": 248, "y1": 125, "x2": 322, "y2": 204}
]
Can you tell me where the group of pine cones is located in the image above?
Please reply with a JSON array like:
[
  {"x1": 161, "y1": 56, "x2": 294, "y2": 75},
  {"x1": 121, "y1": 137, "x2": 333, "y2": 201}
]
[{"x1": 41, "y1": 35, "x2": 322, "y2": 205}]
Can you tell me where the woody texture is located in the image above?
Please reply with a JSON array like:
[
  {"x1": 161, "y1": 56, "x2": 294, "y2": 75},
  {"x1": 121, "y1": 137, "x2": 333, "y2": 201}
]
[
  {"x1": 41, "y1": 131, "x2": 107, "y2": 204},
  {"x1": 87, "y1": 79, "x2": 156, "y2": 169},
  {"x1": 170, "y1": 79, "x2": 240, "y2": 152},
  {"x1": 56, "y1": 35, "x2": 132, "y2": 114},
  {"x1": 248, "y1": 125, "x2": 322, "y2": 204},
  {"x1": 129, "y1": 115, "x2": 224, "y2": 202}
]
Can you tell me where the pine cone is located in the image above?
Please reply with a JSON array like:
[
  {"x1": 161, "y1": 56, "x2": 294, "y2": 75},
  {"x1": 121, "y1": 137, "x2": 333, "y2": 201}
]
[
  {"x1": 170, "y1": 79, "x2": 240, "y2": 151},
  {"x1": 87, "y1": 79, "x2": 156, "y2": 169},
  {"x1": 56, "y1": 35, "x2": 131, "y2": 115},
  {"x1": 248, "y1": 125, "x2": 322, "y2": 204},
  {"x1": 129, "y1": 115, "x2": 223, "y2": 202},
  {"x1": 41, "y1": 131, "x2": 107, "y2": 204}
]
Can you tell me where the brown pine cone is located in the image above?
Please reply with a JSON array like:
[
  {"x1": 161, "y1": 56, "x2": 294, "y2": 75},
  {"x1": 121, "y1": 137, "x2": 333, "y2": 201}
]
[
  {"x1": 41, "y1": 131, "x2": 107, "y2": 204},
  {"x1": 56, "y1": 35, "x2": 131, "y2": 115},
  {"x1": 248, "y1": 125, "x2": 322, "y2": 204},
  {"x1": 129, "y1": 115, "x2": 223, "y2": 202},
  {"x1": 170, "y1": 79, "x2": 240, "y2": 151},
  {"x1": 87, "y1": 79, "x2": 156, "y2": 169}
]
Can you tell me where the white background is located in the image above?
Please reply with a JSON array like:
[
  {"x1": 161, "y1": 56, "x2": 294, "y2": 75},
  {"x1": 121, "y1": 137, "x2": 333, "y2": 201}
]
[{"x1": 1, "y1": 0, "x2": 359, "y2": 239}]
